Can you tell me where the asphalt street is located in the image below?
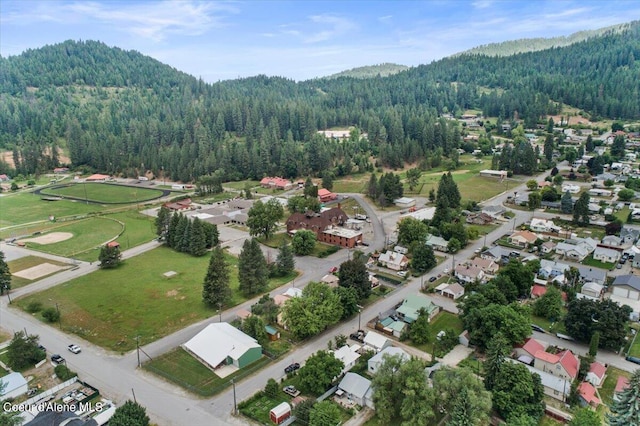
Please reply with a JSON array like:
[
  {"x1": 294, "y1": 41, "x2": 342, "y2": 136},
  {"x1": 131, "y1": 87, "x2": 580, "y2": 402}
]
[{"x1": 2, "y1": 176, "x2": 639, "y2": 425}]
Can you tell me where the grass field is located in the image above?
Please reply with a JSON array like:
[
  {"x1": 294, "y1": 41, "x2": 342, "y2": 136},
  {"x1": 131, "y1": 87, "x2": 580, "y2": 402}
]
[
  {"x1": 600, "y1": 366, "x2": 631, "y2": 406},
  {"x1": 628, "y1": 328, "x2": 640, "y2": 357},
  {"x1": 16, "y1": 246, "x2": 297, "y2": 351},
  {"x1": 222, "y1": 180, "x2": 260, "y2": 190},
  {"x1": 428, "y1": 312, "x2": 464, "y2": 342},
  {"x1": 39, "y1": 183, "x2": 165, "y2": 204},
  {"x1": 8, "y1": 256, "x2": 71, "y2": 289},
  {"x1": 23, "y1": 217, "x2": 124, "y2": 258}
]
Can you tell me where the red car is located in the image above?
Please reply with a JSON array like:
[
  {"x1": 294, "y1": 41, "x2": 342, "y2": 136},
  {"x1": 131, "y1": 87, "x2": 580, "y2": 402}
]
[{"x1": 329, "y1": 266, "x2": 338, "y2": 273}]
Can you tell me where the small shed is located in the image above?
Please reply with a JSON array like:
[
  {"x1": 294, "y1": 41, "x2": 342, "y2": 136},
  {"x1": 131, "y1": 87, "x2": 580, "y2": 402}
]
[
  {"x1": 270, "y1": 401, "x2": 291, "y2": 424},
  {"x1": 394, "y1": 197, "x2": 416, "y2": 208},
  {"x1": 265, "y1": 325, "x2": 280, "y2": 341},
  {"x1": 0, "y1": 372, "x2": 28, "y2": 400}
]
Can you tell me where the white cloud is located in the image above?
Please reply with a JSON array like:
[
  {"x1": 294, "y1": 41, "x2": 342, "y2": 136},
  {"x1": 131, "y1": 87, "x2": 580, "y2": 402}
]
[
  {"x1": 65, "y1": 0, "x2": 236, "y2": 41},
  {"x1": 472, "y1": 0, "x2": 495, "y2": 9},
  {"x1": 278, "y1": 14, "x2": 356, "y2": 44},
  {"x1": 378, "y1": 15, "x2": 393, "y2": 23}
]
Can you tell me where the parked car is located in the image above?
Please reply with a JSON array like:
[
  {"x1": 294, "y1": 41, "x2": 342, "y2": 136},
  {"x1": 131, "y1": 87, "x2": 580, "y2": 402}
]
[
  {"x1": 350, "y1": 330, "x2": 366, "y2": 343},
  {"x1": 329, "y1": 266, "x2": 338, "y2": 273},
  {"x1": 429, "y1": 276, "x2": 437, "y2": 282},
  {"x1": 283, "y1": 385, "x2": 300, "y2": 397},
  {"x1": 397, "y1": 271, "x2": 407, "y2": 277},
  {"x1": 531, "y1": 324, "x2": 546, "y2": 333},
  {"x1": 284, "y1": 363, "x2": 300, "y2": 374},
  {"x1": 68, "y1": 344, "x2": 81, "y2": 354},
  {"x1": 51, "y1": 354, "x2": 65, "y2": 364},
  {"x1": 626, "y1": 356, "x2": 640, "y2": 365}
]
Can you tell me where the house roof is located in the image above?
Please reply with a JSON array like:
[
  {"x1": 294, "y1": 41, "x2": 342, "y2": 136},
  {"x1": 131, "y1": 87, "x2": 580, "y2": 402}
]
[
  {"x1": 578, "y1": 382, "x2": 600, "y2": 405},
  {"x1": 558, "y1": 350, "x2": 579, "y2": 379},
  {"x1": 519, "y1": 338, "x2": 546, "y2": 358},
  {"x1": 369, "y1": 346, "x2": 409, "y2": 365},
  {"x1": 317, "y1": 188, "x2": 334, "y2": 197},
  {"x1": 270, "y1": 402, "x2": 291, "y2": 417},
  {"x1": 582, "y1": 282, "x2": 604, "y2": 294},
  {"x1": 482, "y1": 246, "x2": 511, "y2": 259},
  {"x1": 0, "y1": 372, "x2": 27, "y2": 396},
  {"x1": 535, "y1": 350, "x2": 560, "y2": 364},
  {"x1": 471, "y1": 257, "x2": 496, "y2": 270},
  {"x1": 402, "y1": 207, "x2": 436, "y2": 222},
  {"x1": 333, "y1": 345, "x2": 360, "y2": 367},
  {"x1": 510, "y1": 230, "x2": 538, "y2": 243},
  {"x1": 338, "y1": 372, "x2": 371, "y2": 398},
  {"x1": 531, "y1": 285, "x2": 547, "y2": 298},
  {"x1": 363, "y1": 331, "x2": 389, "y2": 349},
  {"x1": 594, "y1": 246, "x2": 620, "y2": 258},
  {"x1": 442, "y1": 283, "x2": 464, "y2": 296},
  {"x1": 615, "y1": 376, "x2": 630, "y2": 393},
  {"x1": 394, "y1": 197, "x2": 415, "y2": 204},
  {"x1": 183, "y1": 323, "x2": 261, "y2": 368},
  {"x1": 25, "y1": 410, "x2": 98, "y2": 426},
  {"x1": 612, "y1": 275, "x2": 640, "y2": 291},
  {"x1": 396, "y1": 294, "x2": 438, "y2": 322},
  {"x1": 86, "y1": 173, "x2": 110, "y2": 180},
  {"x1": 378, "y1": 251, "x2": 408, "y2": 267},
  {"x1": 511, "y1": 360, "x2": 570, "y2": 396},
  {"x1": 577, "y1": 266, "x2": 607, "y2": 283},
  {"x1": 425, "y1": 234, "x2": 448, "y2": 248},
  {"x1": 454, "y1": 265, "x2": 483, "y2": 278},
  {"x1": 588, "y1": 361, "x2": 606, "y2": 379}
]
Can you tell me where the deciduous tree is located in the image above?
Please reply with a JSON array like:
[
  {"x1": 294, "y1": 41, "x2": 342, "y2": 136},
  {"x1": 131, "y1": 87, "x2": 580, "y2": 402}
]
[
  {"x1": 564, "y1": 298, "x2": 631, "y2": 350},
  {"x1": 433, "y1": 368, "x2": 492, "y2": 426},
  {"x1": 408, "y1": 308, "x2": 431, "y2": 345},
  {"x1": 569, "y1": 408, "x2": 600, "y2": 426},
  {"x1": 241, "y1": 315, "x2": 268, "y2": 345},
  {"x1": 338, "y1": 257, "x2": 371, "y2": 300},
  {"x1": 397, "y1": 217, "x2": 429, "y2": 247},
  {"x1": 410, "y1": 244, "x2": 436, "y2": 274},
  {"x1": 532, "y1": 286, "x2": 563, "y2": 321},
  {"x1": 6, "y1": 331, "x2": 45, "y2": 371},
  {"x1": 281, "y1": 281, "x2": 343, "y2": 339},
  {"x1": 0, "y1": 251, "x2": 11, "y2": 295},
  {"x1": 298, "y1": 350, "x2": 344, "y2": 395},
  {"x1": 98, "y1": 244, "x2": 122, "y2": 269},
  {"x1": 247, "y1": 199, "x2": 284, "y2": 240},
  {"x1": 292, "y1": 229, "x2": 316, "y2": 255},
  {"x1": 492, "y1": 362, "x2": 544, "y2": 423},
  {"x1": 309, "y1": 401, "x2": 341, "y2": 426},
  {"x1": 109, "y1": 400, "x2": 150, "y2": 426}
]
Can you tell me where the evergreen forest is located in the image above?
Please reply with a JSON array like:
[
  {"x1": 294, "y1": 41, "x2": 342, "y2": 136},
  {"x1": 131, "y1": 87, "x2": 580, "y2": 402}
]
[{"x1": 0, "y1": 21, "x2": 638, "y2": 182}]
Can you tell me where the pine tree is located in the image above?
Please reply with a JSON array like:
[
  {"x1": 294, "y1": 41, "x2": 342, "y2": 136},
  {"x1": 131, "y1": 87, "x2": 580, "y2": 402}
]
[
  {"x1": 485, "y1": 332, "x2": 509, "y2": 391},
  {"x1": 202, "y1": 222, "x2": 219, "y2": 248},
  {"x1": 447, "y1": 387, "x2": 473, "y2": 426},
  {"x1": 276, "y1": 243, "x2": 295, "y2": 277},
  {"x1": 0, "y1": 251, "x2": 11, "y2": 294},
  {"x1": 238, "y1": 239, "x2": 268, "y2": 296},
  {"x1": 167, "y1": 212, "x2": 181, "y2": 248},
  {"x1": 202, "y1": 246, "x2": 231, "y2": 308},
  {"x1": 367, "y1": 173, "x2": 378, "y2": 199},
  {"x1": 607, "y1": 368, "x2": 640, "y2": 425},
  {"x1": 189, "y1": 217, "x2": 207, "y2": 256},
  {"x1": 561, "y1": 191, "x2": 573, "y2": 214},
  {"x1": 573, "y1": 192, "x2": 590, "y2": 226},
  {"x1": 176, "y1": 215, "x2": 190, "y2": 253},
  {"x1": 155, "y1": 206, "x2": 171, "y2": 238}
]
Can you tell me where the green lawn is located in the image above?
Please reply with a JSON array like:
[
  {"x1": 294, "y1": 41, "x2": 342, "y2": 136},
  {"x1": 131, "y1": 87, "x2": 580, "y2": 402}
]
[
  {"x1": 39, "y1": 183, "x2": 164, "y2": 204},
  {"x1": 582, "y1": 254, "x2": 615, "y2": 270},
  {"x1": 600, "y1": 366, "x2": 631, "y2": 406},
  {"x1": 222, "y1": 180, "x2": 260, "y2": 190},
  {"x1": 0, "y1": 191, "x2": 101, "y2": 230},
  {"x1": 108, "y1": 210, "x2": 157, "y2": 250},
  {"x1": 457, "y1": 352, "x2": 485, "y2": 376},
  {"x1": 428, "y1": 312, "x2": 464, "y2": 342},
  {"x1": 16, "y1": 246, "x2": 298, "y2": 351},
  {"x1": 628, "y1": 328, "x2": 640, "y2": 357},
  {"x1": 8, "y1": 256, "x2": 71, "y2": 289},
  {"x1": 530, "y1": 310, "x2": 567, "y2": 335},
  {"x1": 258, "y1": 233, "x2": 291, "y2": 249},
  {"x1": 614, "y1": 207, "x2": 630, "y2": 223},
  {"x1": 145, "y1": 347, "x2": 271, "y2": 396},
  {"x1": 22, "y1": 217, "x2": 124, "y2": 258},
  {"x1": 333, "y1": 175, "x2": 368, "y2": 193}
]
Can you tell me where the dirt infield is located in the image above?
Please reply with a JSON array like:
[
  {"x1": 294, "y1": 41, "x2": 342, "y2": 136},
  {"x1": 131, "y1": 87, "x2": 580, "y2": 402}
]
[
  {"x1": 13, "y1": 262, "x2": 70, "y2": 280},
  {"x1": 21, "y1": 232, "x2": 73, "y2": 245}
]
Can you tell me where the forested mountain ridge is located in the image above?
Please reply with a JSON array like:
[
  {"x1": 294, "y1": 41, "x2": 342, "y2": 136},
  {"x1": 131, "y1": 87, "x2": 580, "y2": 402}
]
[
  {"x1": 325, "y1": 63, "x2": 410, "y2": 79},
  {"x1": 0, "y1": 22, "x2": 638, "y2": 183},
  {"x1": 457, "y1": 21, "x2": 637, "y2": 57}
]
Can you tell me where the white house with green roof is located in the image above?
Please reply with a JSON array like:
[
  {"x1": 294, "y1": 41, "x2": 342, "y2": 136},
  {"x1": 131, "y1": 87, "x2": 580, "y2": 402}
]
[{"x1": 396, "y1": 294, "x2": 440, "y2": 323}]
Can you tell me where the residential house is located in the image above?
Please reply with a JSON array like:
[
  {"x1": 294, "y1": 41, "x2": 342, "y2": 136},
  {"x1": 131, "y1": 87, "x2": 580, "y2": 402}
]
[
  {"x1": 620, "y1": 226, "x2": 640, "y2": 244},
  {"x1": 378, "y1": 317, "x2": 407, "y2": 338},
  {"x1": 454, "y1": 265, "x2": 485, "y2": 284},
  {"x1": 336, "y1": 373, "x2": 374, "y2": 408},
  {"x1": 589, "y1": 188, "x2": 612, "y2": 197},
  {"x1": 593, "y1": 246, "x2": 621, "y2": 264},
  {"x1": 260, "y1": 177, "x2": 293, "y2": 190},
  {"x1": 321, "y1": 274, "x2": 339, "y2": 287},
  {"x1": 481, "y1": 246, "x2": 512, "y2": 264},
  {"x1": 601, "y1": 235, "x2": 622, "y2": 247},
  {"x1": 555, "y1": 238, "x2": 598, "y2": 262},
  {"x1": 400, "y1": 207, "x2": 436, "y2": 222},
  {"x1": 164, "y1": 198, "x2": 193, "y2": 211},
  {"x1": 368, "y1": 347, "x2": 409, "y2": 375},
  {"x1": 579, "y1": 282, "x2": 604, "y2": 300},
  {"x1": 396, "y1": 294, "x2": 440, "y2": 323},
  {"x1": 577, "y1": 266, "x2": 607, "y2": 285},
  {"x1": 332, "y1": 345, "x2": 361, "y2": 374},
  {"x1": 614, "y1": 376, "x2": 630, "y2": 402},
  {"x1": 592, "y1": 172, "x2": 617, "y2": 187},
  {"x1": 508, "y1": 230, "x2": 538, "y2": 248},
  {"x1": 531, "y1": 285, "x2": 548, "y2": 299},
  {"x1": 510, "y1": 360, "x2": 570, "y2": 402},
  {"x1": 585, "y1": 362, "x2": 606, "y2": 387},
  {"x1": 530, "y1": 218, "x2": 562, "y2": 234},
  {"x1": 541, "y1": 241, "x2": 557, "y2": 254},
  {"x1": 317, "y1": 188, "x2": 337, "y2": 203},
  {"x1": 53, "y1": 167, "x2": 69, "y2": 173},
  {"x1": 471, "y1": 257, "x2": 499, "y2": 275},
  {"x1": 378, "y1": 251, "x2": 409, "y2": 271},
  {"x1": 480, "y1": 170, "x2": 507, "y2": 178},
  {"x1": 561, "y1": 184, "x2": 580, "y2": 194},
  {"x1": 538, "y1": 260, "x2": 570, "y2": 280},
  {"x1": 533, "y1": 349, "x2": 579, "y2": 381},
  {"x1": 425, "y1": 234, "x2": 449, "y2": 252},
  {"x1": 394, "y1": 197, "x2": 416, "y2": 208},
  {"x1": 362, "y1": 331, "x2": 391, "y2": 353},
  {"x1": 466, "y1": 212, "x2": 494, "y2": 225},
  {"x1": 182, "y1": 323, "x2": 262, "y2": 370},
  {"x1": 435, "y1": 283, "x2": 465, "y2": 300},
  {"x1": 481, "y1": 205, "x2": 506, "y2": 218},
  {"x1": 578, "y1": 382, "x2": 601, "y2": 407},
  {"x1": 0, "y1": 372, "x2": 28, "y2": 400},
  {"x1": 612, "y1": 275, "x2": 640, "y2": 299}
]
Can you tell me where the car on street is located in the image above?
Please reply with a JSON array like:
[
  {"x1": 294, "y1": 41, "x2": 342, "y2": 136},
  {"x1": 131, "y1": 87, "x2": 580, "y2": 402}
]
[
  {"x1": 68, "y1": 344, "x2": 81, "y2": 354},
  {"x1": 626, "y1": 356, "x2": 640, "y2": 365},
  {"x1": 284, "y1": 363, "x2": 300, "y2": 374},
  {"x1": 329, "y1": 266, "x2": 338, "y2": 273},
  {"x1": 51, "y1": 354, "x2": 65, "y2": 364},
  {"x1": 429, "y1": 276, "x2": 437, "y2": 282},
  {"x1": 350, "y1": 330, "x2": 366, "y2": 343},
  {"x1": 531, "y1": 324, "x2": 546, "y2": 333}
]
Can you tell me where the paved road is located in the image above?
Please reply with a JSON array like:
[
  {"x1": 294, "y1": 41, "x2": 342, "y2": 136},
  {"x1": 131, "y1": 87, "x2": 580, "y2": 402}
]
[{"x1": 3, "y1": 168, "x2": 638, "y2": 425}]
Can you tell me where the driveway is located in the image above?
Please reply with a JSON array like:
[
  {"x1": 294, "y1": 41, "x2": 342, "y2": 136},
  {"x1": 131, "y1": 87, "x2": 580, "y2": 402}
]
[{"x1": 439, "y1": 345, "x2": 474, "y2": 367}]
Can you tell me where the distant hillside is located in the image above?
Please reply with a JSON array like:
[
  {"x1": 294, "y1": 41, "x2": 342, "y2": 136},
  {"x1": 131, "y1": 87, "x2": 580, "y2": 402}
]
[
  {"x1": 325, "y1": 63, "x2": 409, "y2": 79},
  {"x1": 456, "y1": 21, "x2": 638, "y2": 57}
]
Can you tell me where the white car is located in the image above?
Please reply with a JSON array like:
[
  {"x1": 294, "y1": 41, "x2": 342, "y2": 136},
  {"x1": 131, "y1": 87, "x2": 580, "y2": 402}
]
[
  {"x1": 68, "y1": 344, "x2": 81, "y2": 354},
  {"x1": 397, "y1": 271, "x2": 407, "y2": 277}
]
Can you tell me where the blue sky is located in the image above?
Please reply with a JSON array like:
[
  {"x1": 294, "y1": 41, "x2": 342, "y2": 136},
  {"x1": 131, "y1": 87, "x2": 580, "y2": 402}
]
[{"x1": 2, "y1": 0, "x2": 640, "y2": 82}]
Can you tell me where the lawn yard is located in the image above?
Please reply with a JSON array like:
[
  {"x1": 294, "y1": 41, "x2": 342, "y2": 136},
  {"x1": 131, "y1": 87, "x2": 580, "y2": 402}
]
[
  {"x1": 428, "y1": 312, "x2": 464, "y2": 342},
  {"x1": 39, "y1": 183, "x2": 165, "y2": 204},
  {"x1": 627, "y1": 327, "x2": 640, "y2": 357},
  {"x1": 530, "y1": 311, "x2": 567, "y2": 335},
  {"x1": 333, "y1": 175, "x2": 368, "y2": 193},
  {"x1": 145, "y1": 347, "x2": 271, "y2": 396},
  {"x1": 581, "y1": 254, "x2": 615, "y2": 270},
  {"x1": 8, "y1": 256, "x2": 72, "y2": 289},
  {"x1": 457, "y1": 352, "x2": 486, "y2": 376},
  {"x1": 222, "y1": 180, "x2": 260, "y2": 190},
  {"x1": 21, "y1": 217, "x2": 124, "y2": 258},
  {"x1": 16, "y1": 246, "x2": 297, "y2": 351},
  {"x1": 600, "y1": 366, "x2": 631, "y2": 406}
]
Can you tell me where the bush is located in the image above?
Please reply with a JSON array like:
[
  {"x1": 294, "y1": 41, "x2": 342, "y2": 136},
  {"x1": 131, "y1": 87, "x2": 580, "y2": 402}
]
[
  {"x1": 42, "y1": 307, "x2": 60, "y2": 323},
  {"x1": 54, "y1": 364, "x2": 77, "y2": 381},
  {"x1": 26, "y1": 301, "x2": 43, "y2": 313}
]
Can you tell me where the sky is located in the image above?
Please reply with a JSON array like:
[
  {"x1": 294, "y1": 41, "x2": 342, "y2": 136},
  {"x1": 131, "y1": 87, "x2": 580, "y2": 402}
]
[{"x1": 2, "y1": 0, "x2": 640, "y2": 82}]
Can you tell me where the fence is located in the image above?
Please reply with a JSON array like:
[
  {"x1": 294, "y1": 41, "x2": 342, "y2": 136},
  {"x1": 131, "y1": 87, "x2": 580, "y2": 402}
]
[{"x1": 21, "y1": 377, "x2": 78, "y2": 406}]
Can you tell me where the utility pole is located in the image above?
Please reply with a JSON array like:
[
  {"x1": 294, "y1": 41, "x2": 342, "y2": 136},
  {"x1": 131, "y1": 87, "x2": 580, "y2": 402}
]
[
  {"x1": 357, "y1": 305, "x2": 364, "y2": 331},
  {"x1": 132, "y1": 388, "x2": 137, "y2": 403},
  {"x1": 136, "y1": 336, "x2": 141, "y2": 368},
  {"x1": 231, "y1": 379, "x2": 237, "y2": 415},
  {"x1": 218, "y1": 303, "x2": 222, "y2": 322}
]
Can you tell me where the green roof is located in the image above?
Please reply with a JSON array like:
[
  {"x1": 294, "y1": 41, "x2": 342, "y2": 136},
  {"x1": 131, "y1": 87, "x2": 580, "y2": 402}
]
[
  {"x1": 397, "y1": 294, "x2": 438, "y2": 323},
  {"x1": 265, "y1": 325, "x2": 278, "y2": 335}
]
